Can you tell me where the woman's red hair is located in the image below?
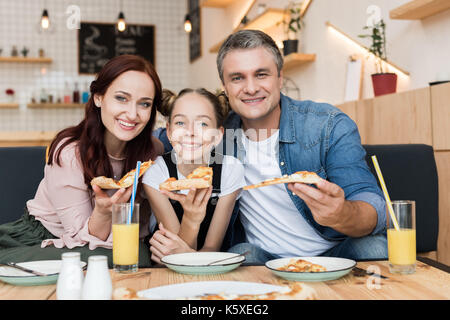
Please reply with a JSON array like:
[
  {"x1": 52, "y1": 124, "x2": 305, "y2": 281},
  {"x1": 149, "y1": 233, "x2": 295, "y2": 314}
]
[{"x1": 47, "y1": 54, "x2": 162, "y2": 189}]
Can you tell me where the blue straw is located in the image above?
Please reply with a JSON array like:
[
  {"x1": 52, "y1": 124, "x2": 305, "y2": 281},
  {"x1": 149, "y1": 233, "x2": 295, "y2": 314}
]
[{"x1": 128, "y1": 161, "x2": 141, "y2": 224}]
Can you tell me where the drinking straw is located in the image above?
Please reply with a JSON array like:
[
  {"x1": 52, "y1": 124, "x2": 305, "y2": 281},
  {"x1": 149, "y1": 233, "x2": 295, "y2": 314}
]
[
  {"x1": 371, "y1": 156, "x2": 400, "y2": 231},
  {"x1": 128, "y1": 161, "x2": 141, "y2": 224}
]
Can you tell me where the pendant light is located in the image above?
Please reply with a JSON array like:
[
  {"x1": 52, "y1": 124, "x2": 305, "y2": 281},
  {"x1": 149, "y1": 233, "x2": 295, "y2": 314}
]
[
  {"x1": 40, "y1": 9, "x2": 50, "y2": 30},
  {"x1": 184, "y1": 14, "x2": 192, "y2": 33},
  {"x1": 117, "y1": 0, "x2": 126, "y2": 32},
  {"x1": 37, "y1": 5, "x2": 54, "y2": 34}
]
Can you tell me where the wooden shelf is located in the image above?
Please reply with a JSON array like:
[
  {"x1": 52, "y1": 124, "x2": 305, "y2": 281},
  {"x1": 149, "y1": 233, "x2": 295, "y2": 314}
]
[
  {"x1": 209, "y1": 8, "x2": 288, "y2": 53},
  {"x1": 200, "y1": 0, "x2": 237, "y2": 8},
  {"x1": 390, "y1": 0, "x2": 450, "y2": 20},
  {"x1": 0, "y1": 103, "x2": 19, "y2": 109},
  {"x1": 0, "y1": 57, "x2": 52, "y2": 63},
  {"x1": 283, "y1": 53, "x2": 316, "y2": 70},
  {"x1": 27, "y1": 103, "x2": 84, "y2": 109}
]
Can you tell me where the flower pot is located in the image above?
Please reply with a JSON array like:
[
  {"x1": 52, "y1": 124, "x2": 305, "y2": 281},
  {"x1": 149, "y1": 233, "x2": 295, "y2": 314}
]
[
  {"x1": 283, "y1": 39, "x2": 298, "y2": 56},
  {"x1": 371, "y1": 73, "x2": 397, "y2": 97}
]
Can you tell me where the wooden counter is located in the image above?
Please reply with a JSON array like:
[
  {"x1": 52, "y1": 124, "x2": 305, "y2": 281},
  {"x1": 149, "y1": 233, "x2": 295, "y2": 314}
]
[{"x1": 0, "y1": 131, "x2": 57, "y2": 147}]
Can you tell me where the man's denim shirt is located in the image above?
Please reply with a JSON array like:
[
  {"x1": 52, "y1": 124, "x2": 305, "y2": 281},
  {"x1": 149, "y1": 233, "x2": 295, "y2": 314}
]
[{"x1": 219, "y1": 94, "x2": 387, "y2": 242}]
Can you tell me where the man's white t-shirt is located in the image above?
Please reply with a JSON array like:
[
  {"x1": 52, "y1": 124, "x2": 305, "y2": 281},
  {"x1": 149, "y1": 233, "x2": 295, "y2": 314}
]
[
  {"x1": 239, "y1": 130, "x2": 338, "y2": 257},
  {"x1": 142, "y1": 154, "x2": 246, "y2": 233}
]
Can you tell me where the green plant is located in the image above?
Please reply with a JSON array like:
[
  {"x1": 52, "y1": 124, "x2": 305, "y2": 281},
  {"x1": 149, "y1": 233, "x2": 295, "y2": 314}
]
[
  {"x1": 280, "y1": 1, "x2": 304, "y2": 39},
  {"x1": 358, "y1": 19, "x2": 387, "y2": 74}
]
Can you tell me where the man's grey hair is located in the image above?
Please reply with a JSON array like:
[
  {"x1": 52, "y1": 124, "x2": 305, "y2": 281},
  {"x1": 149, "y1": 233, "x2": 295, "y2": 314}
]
[{"x1": 216, "y1": 29, "x2": 284, "y2": 83}]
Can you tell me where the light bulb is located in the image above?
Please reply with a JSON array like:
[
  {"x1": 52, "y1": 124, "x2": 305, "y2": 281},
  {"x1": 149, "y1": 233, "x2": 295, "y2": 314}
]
[
  {"x1": 184, "y1": 21, "x2": 192, "y2": 33},
  {"x1": 184, "y1": 14, "x2": 192, "y2": 33},
  {"x1": 118, "y1": 20, "x2": 126, "y2": 32},
  {"x1": 117, "y1": 12, "x2": 126, "y2": 32},
  {"x1": 41, "y1": 9, "x2": 50, "y2": 29}
]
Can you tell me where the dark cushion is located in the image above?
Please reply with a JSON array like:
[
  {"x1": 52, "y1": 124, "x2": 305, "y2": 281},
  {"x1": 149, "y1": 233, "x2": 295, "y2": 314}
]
[
  {"x1": 0, "y1": 146, "x2": 47, "y2": 224},
  {"x1": 363, "y1": 144, "x2": 439, "y2": 253}
]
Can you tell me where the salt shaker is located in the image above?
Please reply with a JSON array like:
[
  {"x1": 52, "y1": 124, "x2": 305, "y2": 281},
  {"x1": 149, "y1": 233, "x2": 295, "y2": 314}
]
[
  {"x1": 56, "y1": 252, "x2": 84, "y2": 300},
  {"x1": 81, "y1": 255, "x2": 112, "y2": 300}
]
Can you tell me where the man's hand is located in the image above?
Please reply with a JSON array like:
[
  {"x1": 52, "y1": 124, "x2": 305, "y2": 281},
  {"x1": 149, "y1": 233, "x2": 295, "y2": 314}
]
[
  {"x1": 149, "y1": 223, "x2": 195, "y2": 264},
  {"x1": 287, "y1": 178, "x2": 346, "y2": 229},
  {"x1": 287, "y1": 179, "x2": 377, "y2": 237}
]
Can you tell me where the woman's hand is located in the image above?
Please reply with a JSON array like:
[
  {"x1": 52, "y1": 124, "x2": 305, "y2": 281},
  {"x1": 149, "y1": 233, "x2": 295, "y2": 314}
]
[
  {"x1": 149, "y1": 223, "x2": 195, "y2": 264},
  {"x1": 88, "y1": 185, "x2": 132, "y2": 241},
  {"x1": 92, "y1": 184, "x2": 133, "y2": 217},
  {"x1": 160, "y1": 186, "x2": 212, "y2": 225}
]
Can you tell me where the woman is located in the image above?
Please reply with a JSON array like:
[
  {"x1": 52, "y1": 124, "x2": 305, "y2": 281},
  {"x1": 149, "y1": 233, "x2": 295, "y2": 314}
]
[
  {"x1": 0, "y1": 55, "x2": 164, "y2": 267},
  {"x1": 142, "y1": 88, "x2": 245, "y2": 264}
]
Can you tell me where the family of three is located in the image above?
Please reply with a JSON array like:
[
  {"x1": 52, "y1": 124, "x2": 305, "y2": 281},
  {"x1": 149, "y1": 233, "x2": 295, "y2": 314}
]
[{"x1": 0, "y1": 30, "x2": 388, "y2": 267}]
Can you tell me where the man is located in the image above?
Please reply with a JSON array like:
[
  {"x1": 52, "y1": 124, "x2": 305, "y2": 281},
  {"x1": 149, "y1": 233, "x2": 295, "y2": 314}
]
[{"x1": 216, "y1": 30, "x2": 387, "y2": 263}]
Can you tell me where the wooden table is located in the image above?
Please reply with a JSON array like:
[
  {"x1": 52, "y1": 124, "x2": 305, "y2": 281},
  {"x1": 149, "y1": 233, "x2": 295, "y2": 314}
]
[{"x1": 1, "y1": 260, "x2": 449, "y2": 300}]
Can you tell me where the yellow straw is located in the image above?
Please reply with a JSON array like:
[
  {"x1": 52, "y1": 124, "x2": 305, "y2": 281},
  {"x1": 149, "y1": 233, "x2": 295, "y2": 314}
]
[{"x1": 371, "y1": 155, "x2": 400, "y2": 231}]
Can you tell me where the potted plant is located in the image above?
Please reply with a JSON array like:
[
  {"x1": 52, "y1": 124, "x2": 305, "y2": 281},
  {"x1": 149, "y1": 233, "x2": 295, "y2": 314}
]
[
  {"x1": 358, "y1": 19, "x2": 397, "y2": 96},
  {"x1": 5, "y1": 88, "x2": 15, "y2": 102},
  {"x1": 280, "y1": 1, "x2": 304, "y2": 56}
]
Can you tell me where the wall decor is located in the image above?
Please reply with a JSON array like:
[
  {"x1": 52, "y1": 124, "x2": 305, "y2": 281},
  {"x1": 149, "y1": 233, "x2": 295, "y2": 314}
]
[{"x1": 78, "y1": 22, "x2": 155, "y2": 74}]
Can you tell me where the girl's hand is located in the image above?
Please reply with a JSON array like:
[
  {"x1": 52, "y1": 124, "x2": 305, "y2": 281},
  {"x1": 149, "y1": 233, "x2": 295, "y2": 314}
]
[
  {"x1": 160, "y1": 186, "x2": 212, "y2": 225},
  {"x1": 92, "y1": 184, "x2": 133, "y2": 217},
  {"x1": 149, "y1": 223, "x2": 194, "y2": 264}
]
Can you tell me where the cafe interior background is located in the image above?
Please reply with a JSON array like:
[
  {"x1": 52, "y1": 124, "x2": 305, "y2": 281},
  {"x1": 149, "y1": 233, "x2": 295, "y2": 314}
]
[{"x1": 0, "y1": 0, "x2": 449, "y2": 266}]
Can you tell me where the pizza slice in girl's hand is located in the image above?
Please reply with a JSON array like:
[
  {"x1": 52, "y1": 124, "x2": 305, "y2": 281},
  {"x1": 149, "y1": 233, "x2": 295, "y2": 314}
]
[
  {"x1": 243, "y1": 171, "x2": 321, "y2": 190},
  {"x1": 90, "y1": 160, "x2": 153, "y2": 189},
  {"x1": 159, "y1": 166, "x2": 213, "y2": 191}
]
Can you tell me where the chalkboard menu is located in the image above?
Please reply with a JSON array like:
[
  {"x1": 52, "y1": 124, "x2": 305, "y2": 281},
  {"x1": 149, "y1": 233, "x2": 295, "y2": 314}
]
[
  {"x1": 188, "y1": 0, "x2": 201, "y2": 62},
  {"x1": 78, "y1": 22, "x2": 155, "y2": 74}
]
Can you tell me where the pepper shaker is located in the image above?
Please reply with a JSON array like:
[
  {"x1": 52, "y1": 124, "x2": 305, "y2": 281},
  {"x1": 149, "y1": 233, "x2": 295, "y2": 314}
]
[
  {"x1": 56, "y1": 252, "x2": 84, "y2": 300},
  {"x1": 81, "y1": 255, "x2": 112, "y2": 300}
]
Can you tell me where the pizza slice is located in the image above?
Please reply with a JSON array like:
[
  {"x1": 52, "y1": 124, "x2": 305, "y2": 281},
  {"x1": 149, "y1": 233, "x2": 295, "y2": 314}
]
[
  {"x1": 243, "y1": 171, "x2": 321, "y2": 190},
  {"x1": 277, "y1": 259, "x2": 327, "y2": 273},
  {"x1": 159, "y1": 166, "x2": 213, "y2": 191},
  {"x1": 90, "y1": 160, "x2": 153, "y2": 189}
]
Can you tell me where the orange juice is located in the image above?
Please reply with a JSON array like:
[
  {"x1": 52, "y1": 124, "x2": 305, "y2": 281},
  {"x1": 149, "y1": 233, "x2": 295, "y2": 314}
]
[
  {"x1": 112, "y1": 223, "x2": 139, "y2": 266},
  {"x1": 387, "y1": 228, "x2": 416, "y2": 265}
]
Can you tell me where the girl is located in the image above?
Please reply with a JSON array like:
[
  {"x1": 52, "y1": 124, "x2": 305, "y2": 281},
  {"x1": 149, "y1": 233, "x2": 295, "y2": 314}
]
[
  {"x1": 142, "y1": 88, "x2": 245, "y2": 263},
  {"x1": 0, "y1": 55, "x2": 164, "y2": 267}
]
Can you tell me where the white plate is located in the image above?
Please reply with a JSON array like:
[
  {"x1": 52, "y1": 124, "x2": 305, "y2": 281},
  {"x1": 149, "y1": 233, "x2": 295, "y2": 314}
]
[
  {"x1": 161, "y1": 252, "x2": 245, "y2": 275},
  {"x1": 138, "y1": 281, "x2": 287, "y2": 300},
  {"x1": 265, "y1": 256, "x2": 356, "y2": 282},
  {"x1": 0, "y1": 260, "x2": 87, "y2": 286}
]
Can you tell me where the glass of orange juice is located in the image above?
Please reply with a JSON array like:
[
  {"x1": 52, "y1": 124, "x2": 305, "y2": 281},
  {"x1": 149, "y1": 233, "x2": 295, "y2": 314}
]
[
  {"x1": 387, "y1": 200, "x2": 416, "y2": 274},
  {"x1": 112, "y1": 203, "x2": 139, "y2": 273}
]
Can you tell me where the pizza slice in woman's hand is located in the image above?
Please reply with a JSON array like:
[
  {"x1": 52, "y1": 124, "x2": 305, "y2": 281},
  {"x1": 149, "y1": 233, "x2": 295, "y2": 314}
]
[{"x1": 90, "y1": 160, "x2": 153, "y2": 189}]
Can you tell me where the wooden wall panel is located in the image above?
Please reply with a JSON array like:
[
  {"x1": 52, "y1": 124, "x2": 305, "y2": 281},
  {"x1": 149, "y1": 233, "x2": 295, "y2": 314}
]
[
  {"x1": 336, "y1": 101, "x2": 357, "y2": 122},
  {"x1": 355, "y1": 88, "x2": 433, "y2": 145},
  {"x1": 435, "y1": 151, "x2": 450, "y2": 266},
  {"x1": 431, "y1": 82, "x2": 450, "y2": 151}
]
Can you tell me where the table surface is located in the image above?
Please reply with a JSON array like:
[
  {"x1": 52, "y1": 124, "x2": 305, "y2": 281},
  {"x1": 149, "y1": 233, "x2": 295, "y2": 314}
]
[{"x1": 1, "y1": 260, "x2": 449, "y2": 300}]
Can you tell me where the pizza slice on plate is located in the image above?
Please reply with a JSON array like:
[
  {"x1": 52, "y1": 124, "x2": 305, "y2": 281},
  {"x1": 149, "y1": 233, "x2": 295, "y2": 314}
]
[
  {"x1": 243, "y1": 171, "x2": 321, "y2": 190},
  {"x1": 159, "y1": 166, "x2": 213, "y2": 191},
  {"x1": 277, "y1": 259, "x2": 327, "y2": 273},
  {"x1": 90, "y1": 160, "x2": 152, "y2": 189}
]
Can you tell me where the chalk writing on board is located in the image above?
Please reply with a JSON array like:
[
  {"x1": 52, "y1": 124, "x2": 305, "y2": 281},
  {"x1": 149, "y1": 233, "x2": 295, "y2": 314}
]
[{"x1": 78, "y1": 22, "x2": 155, "y2": 74}]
